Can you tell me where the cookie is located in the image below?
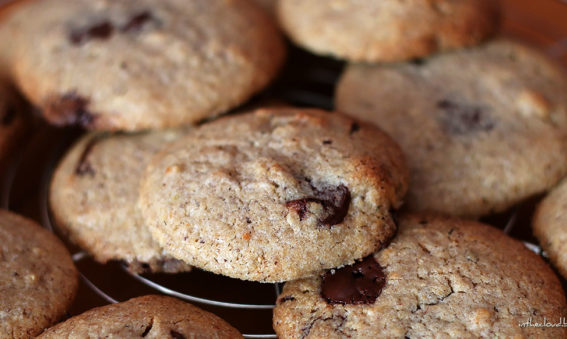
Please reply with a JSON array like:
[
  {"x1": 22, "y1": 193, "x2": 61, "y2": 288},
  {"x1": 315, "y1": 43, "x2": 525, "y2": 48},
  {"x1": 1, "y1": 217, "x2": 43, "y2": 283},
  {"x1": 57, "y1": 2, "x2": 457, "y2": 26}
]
[
  {"x1": 0, "y1": 0, "x2": 285, "y2": 131},
  {"x1": 336, "y1": 39, "x2": 567, "y2": 218},
  {"x1": 534, "y1": 178, "x2": 567, "y2": 279},
  {"x1": 38, "y1": 295, "x2": 243, "y2": 338},
  {"x1": 140, "y1": 108, "x2": 408, "y2": 282},
  {"x1": 50, "y1": 129, "x2": 192, "y2": 273},
  {"x1": 274, "y1": 213, "x2": 567, "y2": 338},
  {"x1": 277, "y1": 0, "x2": 500, "y2": 62},
  {"x1": 0, "y1": 209, "x2": 78, "y2": 338}
]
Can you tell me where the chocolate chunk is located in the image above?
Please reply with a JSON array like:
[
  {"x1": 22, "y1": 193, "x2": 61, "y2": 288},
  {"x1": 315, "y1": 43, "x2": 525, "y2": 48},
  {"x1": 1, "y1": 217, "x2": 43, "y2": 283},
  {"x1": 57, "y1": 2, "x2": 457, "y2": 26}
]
[
  {"x1": 321, "y1": 256, "x2": 386, "y2": 305},
  {"x1": 141, "y1": 320, "x2": 153, "y2": 337},
  {"x1": 322, "y1": 139, "x2": 332, "y2": 145},
  {"x1": 318, "y1": 185, "x2": 351, "y2": 226},
  {"x1": 286, "y1": 184, "x2": 351, "y2": 226},
  {"x1": 349, "y1": 122, "x2": 360, "y2": 135},
  {"x1": 410, "y1": 58, "x2": 426, "y2": 66},
  {"x1": 1, "y1": 105, "x2": 16, "y2": 126},
  {"x1": 278, "y1": 295, "x2": 296, "y2": 304},
  {"x1": 121, "y1": 11, "x2": 154, "y2": 33},
  {"x1": 45, "y1": 93, "x2": 96, "y2": 128},
  {"x1": 69, "y1": 21, "x2": 114, "y2": 45},
  {"x1": 437, "y1": 99, "x2": 494, "y2": 135},
  {"x1": 75, "y1": 135, "x2": 105, "y2": 176},
  {"x1": 169, "y1": 330, "x2": 186, "y2": 339}
]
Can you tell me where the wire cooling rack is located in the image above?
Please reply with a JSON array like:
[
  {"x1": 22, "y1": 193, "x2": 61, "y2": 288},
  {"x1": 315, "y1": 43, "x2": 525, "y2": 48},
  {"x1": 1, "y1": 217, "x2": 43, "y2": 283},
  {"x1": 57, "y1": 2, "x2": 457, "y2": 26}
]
[{"x1": 3, "y1": 1, "x2": 567, "y2": 337}]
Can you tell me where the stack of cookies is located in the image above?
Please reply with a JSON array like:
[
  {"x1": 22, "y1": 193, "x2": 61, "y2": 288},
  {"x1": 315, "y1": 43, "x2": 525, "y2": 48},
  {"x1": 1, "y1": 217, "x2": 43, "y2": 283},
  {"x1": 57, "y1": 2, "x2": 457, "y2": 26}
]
[{"x1": 1, "y1": 0, "x2": 567, "y2": 337}]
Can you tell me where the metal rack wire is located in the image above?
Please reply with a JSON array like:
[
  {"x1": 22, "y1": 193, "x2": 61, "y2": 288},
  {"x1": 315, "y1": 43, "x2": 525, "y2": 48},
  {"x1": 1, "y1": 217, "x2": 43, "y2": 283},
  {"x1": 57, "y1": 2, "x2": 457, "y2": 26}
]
[{"x1": 3, "y1": 0, "x2": 567, "y2": 337}]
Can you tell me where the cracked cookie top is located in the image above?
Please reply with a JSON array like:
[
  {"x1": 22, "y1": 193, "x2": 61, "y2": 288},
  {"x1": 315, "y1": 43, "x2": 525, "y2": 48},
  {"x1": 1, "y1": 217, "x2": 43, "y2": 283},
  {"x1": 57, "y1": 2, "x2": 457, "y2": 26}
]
[
  {"x1": 139, "y1": 108, "x2": 408, "y2": 282},
  {"x1": 38, "y1": 295, "x2": 243, "y2": 338},
  {"x1": 0, "y1": 0, "x2": 285, "y2": 131},
  {"x1": 273, "y1": 213, "x2": 567, "y2": 338},
  {"x1": 0, "y1": 210, "x2": 78, "y2": 338},
  {"x1": 277, "y1": 0, "x2": 500, "y2": 62},
  {"x1": 336, "y1": 39, "x2": 567, "y2": 218},
  {"x1": 50, "y1": 129, "x2": 192, "y2": 273}
]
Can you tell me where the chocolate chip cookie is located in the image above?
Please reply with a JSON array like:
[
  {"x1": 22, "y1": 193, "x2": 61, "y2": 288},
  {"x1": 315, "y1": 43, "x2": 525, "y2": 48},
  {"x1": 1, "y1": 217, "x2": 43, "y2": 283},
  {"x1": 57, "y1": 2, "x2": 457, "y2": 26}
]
[
  {"x1": 1, "y1": 0, "x2": 285, "y2": 131},
  {"x1": 277, "y1": 0, "x2": 500, "y2": 62},
  {"x1": 50, "y1": 129, "x2": 192, "y2": 273},
  {"x1": 534, "y1": 178, "x2": 567, "y2": 279},
  {"x1": 38, "y1": 295, "x2": 243, "y2": 338},
  {"x1": 336, "y1": 39, "x2": 567, "y2": 218},
  {"x1": 0, "y1": 209, "x2": 78, "y2": 338},
  {"x1": 140, "y1": 108, "x2": 408, "y2": 282},
  {"x1": 274, "y1": 213, "x2": 567, "y2": 338}
]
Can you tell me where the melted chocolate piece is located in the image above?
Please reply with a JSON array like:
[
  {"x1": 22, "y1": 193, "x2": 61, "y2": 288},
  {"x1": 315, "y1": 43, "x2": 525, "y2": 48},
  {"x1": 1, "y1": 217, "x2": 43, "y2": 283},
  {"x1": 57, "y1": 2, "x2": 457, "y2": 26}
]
[
  {"x1": 437, "y1": 99, "x2": 494, "y2": 135},
  {"x1": 321, "y1": 256, "x2": 386, "y2": 305},
  {"x1": 46, "y1": 93, "x2": 96, "y2": 127},
  {"x1": 121, "y1": 11, "x2": 154, "y2": 33},
  {"x1": 1, "y1": 105, "x2": 16, "y2": 125},
  {"x1": 286, "y1": 184, "x2": 351, "y2": 227},
  {"x1": 69, "y1": 21, "x2": 114, "y2": 45},
  {"x1": 170, "y1": 330, "x2": 186, "y2": 339}
]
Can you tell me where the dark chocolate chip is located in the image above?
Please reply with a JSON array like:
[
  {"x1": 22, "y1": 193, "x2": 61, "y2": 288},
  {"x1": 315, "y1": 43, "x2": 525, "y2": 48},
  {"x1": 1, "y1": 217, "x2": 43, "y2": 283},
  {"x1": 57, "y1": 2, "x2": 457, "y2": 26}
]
[
  {"x1": 45, "y1": 93, "x2": 96, "y2": 128},
  {"x1": 1, "y1": 105, "x2": 16, "y2": 126},
  {"x1": 318, "y1": 185, "x2": 351, "y2": 226},
  {"x1": 349, "y1": 122, "x2": 360, "y2": 135},
  {"x1": 141, "y1": 319, "x2": 153, "y2": 337},
  {"x1": 436, "y1": 99, "x2": 494, "y2": 135},
  {"x1": 69, "y1": 21, "x2": 114, "y2": 45},
  {"x1": 321, "y1": 256, "x2": 386, "y2": 305},
  {"x1": 170, "y1": 330, "x2": 186, "y2": 339},
  {"x1": 121, "y1": 11, "x2": 154, "y2": 33},
  {"x1": 278, "y1": 295, "x2": 296, "y2": 304},
  {"x1": 410, "y1": 58, "x2": 426, "y2": 66},
  {"x1": 322, "y1": 139, "x2": 332, "y2": 145},
  {"x1": 75, "y1": 135, "x2": 105, "y2": 176},
  {"x1": 286, "y1": 185, "x2": 351, "y2": 226}
]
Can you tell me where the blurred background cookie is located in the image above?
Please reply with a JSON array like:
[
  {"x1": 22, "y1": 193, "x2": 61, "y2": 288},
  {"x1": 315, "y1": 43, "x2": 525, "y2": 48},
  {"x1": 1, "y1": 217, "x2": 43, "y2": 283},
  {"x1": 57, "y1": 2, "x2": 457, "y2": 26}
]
[
  {"x1": 336, "y1": 39, "x2": 567, "y2": 218},
  {"x1": 534, "y1": 178, "x2": 567, "y2": 280},
  {"x1": 0, "y1": 0, "x2": 286, "y2": 131},
  {"x1": 50, "y1": 129, "x2": 192, "y2": 273},
  {"x1": 277, "y1": 0, "x2": 500, "y2": 62}
]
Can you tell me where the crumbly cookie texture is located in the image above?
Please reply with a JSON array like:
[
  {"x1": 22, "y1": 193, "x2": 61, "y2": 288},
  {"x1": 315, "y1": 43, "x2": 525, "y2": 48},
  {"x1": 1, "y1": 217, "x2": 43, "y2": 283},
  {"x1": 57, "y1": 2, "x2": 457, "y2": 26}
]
[
  {"x1": 534, "y1": 179, "x2": 567, "y2": 279},
  {"x1": 0, "y1": 209, "x2": 78, "y2": 339},
  {"x1": 140, "y1": 108, "x2": 408, "y2": 282},
  {"x1": 274, "y1": 213, "x2": 567, "y2": 339},
  {"x1": 50, "y1": 129, "x2": 192, "y2": 273},
  {"x1": 336, "y1": 39, "x2": 567, "y2": 218},
  {"x1": 1, "y1": 0, "x2": 285, "y2": 131},
  {"x1": 277, "y1": 0, "x2": 500, "y2": 62},
  {"x1": 38, "y1": 295, "x2": 243, "y2": 338}
]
